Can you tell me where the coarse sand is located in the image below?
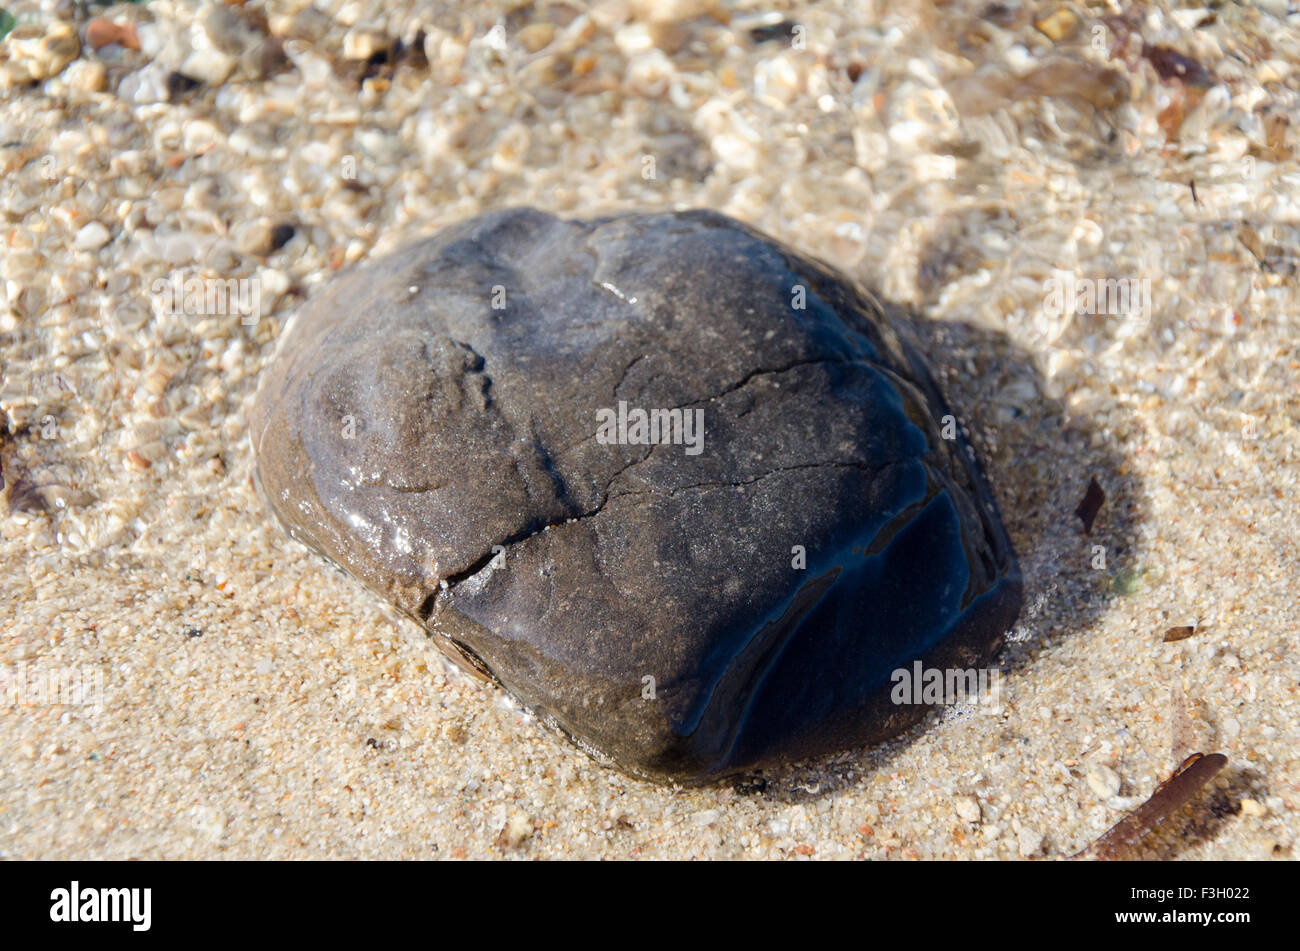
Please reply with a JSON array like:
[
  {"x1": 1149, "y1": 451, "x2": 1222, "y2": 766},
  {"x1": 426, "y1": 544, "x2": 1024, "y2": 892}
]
[{"x1": 1, "y1": 0, "x2": 1296, "y2": 859}]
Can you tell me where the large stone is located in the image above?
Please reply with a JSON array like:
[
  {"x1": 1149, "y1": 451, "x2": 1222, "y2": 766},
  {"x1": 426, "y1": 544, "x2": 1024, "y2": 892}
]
[{"x1": 250, "y1": 209, "x2": 1022, "y2": 784}]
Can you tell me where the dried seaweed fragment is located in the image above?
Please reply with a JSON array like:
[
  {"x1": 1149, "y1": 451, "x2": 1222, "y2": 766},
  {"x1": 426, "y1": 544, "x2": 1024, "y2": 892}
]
[{"x1": 1076, "y1": 752, "x2": 1228, "y2": 859}]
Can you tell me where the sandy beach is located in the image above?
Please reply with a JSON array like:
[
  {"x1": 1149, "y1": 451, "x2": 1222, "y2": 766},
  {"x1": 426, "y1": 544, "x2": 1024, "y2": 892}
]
[{"x1": 1, "y1": 0, "x2": 1297, "y2": 859}]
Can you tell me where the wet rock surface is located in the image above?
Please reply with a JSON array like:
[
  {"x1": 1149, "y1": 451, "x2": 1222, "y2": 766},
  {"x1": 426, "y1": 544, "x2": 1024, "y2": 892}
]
[{"x1": 250, "y1": 208, "x2": 1022, "y2": 784}]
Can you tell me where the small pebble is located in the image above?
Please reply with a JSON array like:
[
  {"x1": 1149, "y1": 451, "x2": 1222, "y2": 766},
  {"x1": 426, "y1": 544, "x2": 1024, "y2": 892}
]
[
  {"x1": 442, "y1": 720, "x2": 468, "y2": 744},
  {"x1": 116, "y1": 62, "x2": 170, "y2": 105},
  {"x1": 63, "y1": 60, "x2": 106, "y2": 94},
  {"x1": 954, "y1": 796, "x2": 982, "y2": 824},
  {"x1": 270, "y1": 7, "x2": 332, "y2": 43},
  {"x1": 124, "y1": 449, "x2": 151, "y2": 471},
  {"x1": 1034, "y1": 8, "x2": 1078, "y2": 43},
  {"x1": 85, "y1": 18, "x2": 139, "y2": 53},
  {"x1": 503, "y1": 811, "x2": 533, "y2": 847},
  {"x1": 1017, "y1": 826, "x2": 1044, "y2": 857},
  {"x1": 239, "y1": 219, "x2": 296, "y2": 256},
  {"x1": 516, "y1": 23, "x2": 555, "y2": 54},
  {"x1": 1086, "y1": 763, "x2": 1122, "y2": 799},
  {"x1": 180, "y1": 46, "x2": 236, "y2": 86},
  {"x1": 343, "y1": 27, "x2": 389, "y2": 61},
  {"x1": 200, "y1": 5, "x2": 284, "y2": 81},
  {"x1": 74, "y1": 222, "x2": 111, "y2": 252},
  {"x1": 1239, "y1": 798, "x2": 1267, "y2": 818},
  {"x1": 0, "y1": 21, "x2": 80, "y2": 88}
]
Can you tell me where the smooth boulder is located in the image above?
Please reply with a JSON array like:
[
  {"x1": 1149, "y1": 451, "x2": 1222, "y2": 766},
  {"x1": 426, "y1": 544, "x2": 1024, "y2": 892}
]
[{"x1": 249, "y1": 208, "x2": 1023, "y2": 783}]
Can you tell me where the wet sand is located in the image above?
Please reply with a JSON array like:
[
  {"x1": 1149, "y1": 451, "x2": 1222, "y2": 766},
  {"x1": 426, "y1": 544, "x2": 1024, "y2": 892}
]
[{"x1": 1, "y1": 0, "x2": 1296, "y2": 858}]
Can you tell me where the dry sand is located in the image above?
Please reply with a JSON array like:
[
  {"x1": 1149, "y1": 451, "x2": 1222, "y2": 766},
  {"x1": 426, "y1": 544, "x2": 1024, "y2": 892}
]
[{"x1": 1, "y1": 0, "x2": 1297, "y2": 859}]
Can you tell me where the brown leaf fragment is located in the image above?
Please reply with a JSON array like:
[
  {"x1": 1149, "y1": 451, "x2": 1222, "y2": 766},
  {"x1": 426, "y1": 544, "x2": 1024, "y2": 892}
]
[
  {"x1": 5, "y1": 473, "x2": 49, "y2": 515},
  {"x1": 1023, "y1": 59, "x2": 1130, "y2": 110},
  {"x1": 1163, "y1": 625, "x2": 1198, "y2": 642},
  {"x1": 1155, "y1": 82, "x2": 1206, "y2": 142},
  {"x1": 1239, "y1": 225, "x2": 1266, "y2": 263},
  {"x1": 5, "y1": 477, "x2": 95, "y2": 515},
  {"x1": 85, "y1": 18, "x2": 140, "y2": 52},
  {"x1": 1076, "y1": 752, "x2": 1228, "y2": 859},
  {"x1": 1034, "y1": 7, "x2": 1079, "y2": 43},
  {"x1": 1144, "y1": 44, "x2": 1213, "y2": 88},
  {"x1": 1074, "y1": 476, "x2": 1105, "y2": 534},
  {"x1": 980, "y1": 3, "x2": 1020, "y2": 28},
  {"x1": 1263, "y1": 114, "x2": 1289, "y2": 161}
]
